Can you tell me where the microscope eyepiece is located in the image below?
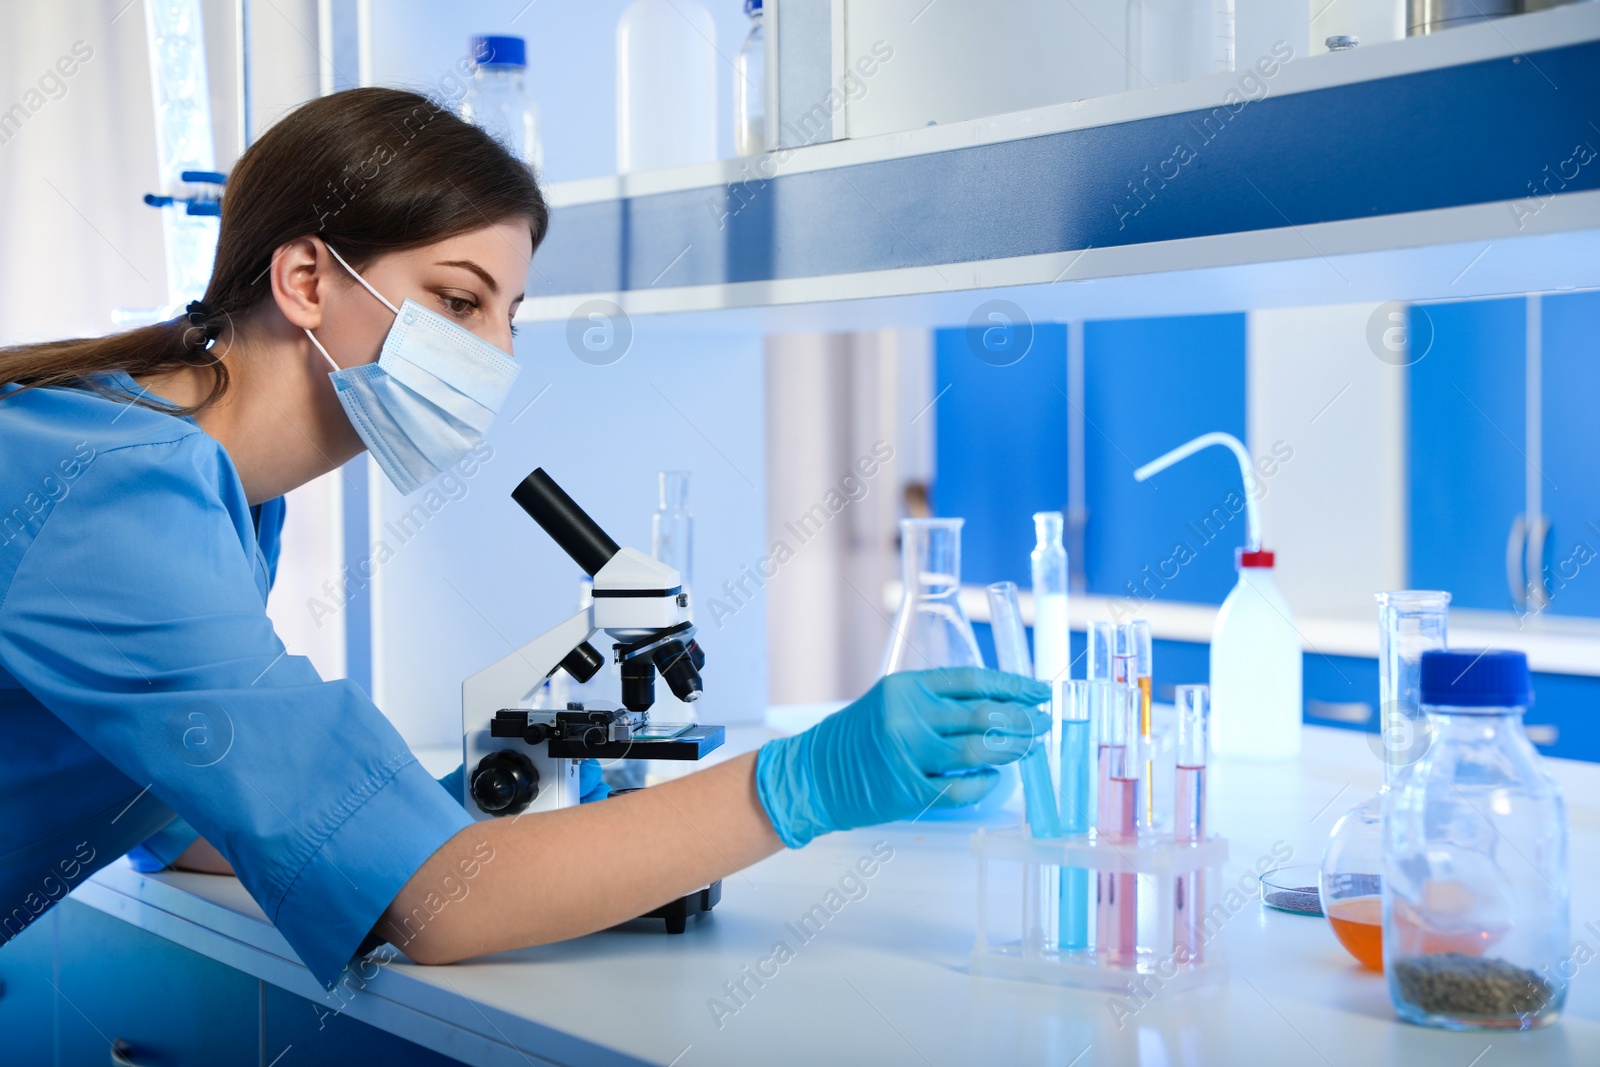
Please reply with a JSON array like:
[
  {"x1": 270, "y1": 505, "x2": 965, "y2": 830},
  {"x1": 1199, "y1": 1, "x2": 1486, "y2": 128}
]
[{"x1": 512, "y1": 468, "x2": 622, "y2": 576}]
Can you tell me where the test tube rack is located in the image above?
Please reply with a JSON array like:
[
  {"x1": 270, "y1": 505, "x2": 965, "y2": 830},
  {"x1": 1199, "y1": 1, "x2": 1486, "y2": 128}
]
[{"x1": 970, "y1": 828, "x2": 1229, "y2": 992}]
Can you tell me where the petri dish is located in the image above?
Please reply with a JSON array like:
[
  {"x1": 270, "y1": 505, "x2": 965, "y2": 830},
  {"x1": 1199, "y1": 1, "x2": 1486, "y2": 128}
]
[{"x1": 1260, "y1": 865, "x2": 1324, "y2": 916}]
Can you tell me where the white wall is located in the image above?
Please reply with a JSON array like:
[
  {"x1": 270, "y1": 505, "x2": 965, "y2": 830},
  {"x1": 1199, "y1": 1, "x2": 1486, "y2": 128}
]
[
  {"x1": 0, "y1": 2, "x2": 166, "y2": 346},
  {"x1": 1248, "y1": 303, "x2": 1407, "y2": 619}
]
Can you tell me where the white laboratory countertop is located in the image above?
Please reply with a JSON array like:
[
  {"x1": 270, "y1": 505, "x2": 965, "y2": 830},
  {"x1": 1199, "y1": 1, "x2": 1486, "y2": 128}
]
[{"x1": 77, "y1": 723, "x2": 1600, "y2": 1066}]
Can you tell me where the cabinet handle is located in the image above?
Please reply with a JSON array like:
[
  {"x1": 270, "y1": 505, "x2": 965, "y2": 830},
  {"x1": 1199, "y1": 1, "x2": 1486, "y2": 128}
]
[
  {"x1": 1506, "y1": 513, "x2": 1527, "y2": 612},
  {"x1": 1525, "y1": 724, "x2": 1559, "y2": 747},
  {"x1": 1526, "y1": 514, "x2": 1551, "y2": 612},
  {"x1": 1308, "y1": 700, "x2": 1373, "y2": 725},
  {"x1": 110, "y1": 1040, "x2": 153, "y2": 1067}
]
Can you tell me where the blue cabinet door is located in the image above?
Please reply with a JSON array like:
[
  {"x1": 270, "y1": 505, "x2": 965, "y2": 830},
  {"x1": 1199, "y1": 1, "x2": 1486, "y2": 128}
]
[
  {"x1": 0, "y1": 908, "x2": 57, "y2": 1063},
  {"x1": 1538, "y1": 290, "x2": 1600, "y2": 618},
  {"x1": 1408, "y1": 298, "x2": 1526, "y2": 610},
  {"x1": 1083, "y1": 314, "x2": 1247, "y2": 607},
  {"x1": 54, "y1": 898, "x2": 258, "y2": 1065}
]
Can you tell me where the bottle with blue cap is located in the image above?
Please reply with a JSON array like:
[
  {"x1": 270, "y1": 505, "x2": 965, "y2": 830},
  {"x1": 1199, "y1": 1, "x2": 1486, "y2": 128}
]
[
  {"x1": 734, "y1": 0, "x2": 766, "y2": 155},
  {"x1": 1383, "y1": 649, "x2": 1569, "y2": 1031},
  {"x1": 461, "y1": 35, "x2": 543, "y2": 174}
]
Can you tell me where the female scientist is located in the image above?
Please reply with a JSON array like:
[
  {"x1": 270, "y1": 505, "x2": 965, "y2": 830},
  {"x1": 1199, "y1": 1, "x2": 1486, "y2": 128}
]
[{"x1": 0, "y1": 88, "x2": 1046, "y2": 987}]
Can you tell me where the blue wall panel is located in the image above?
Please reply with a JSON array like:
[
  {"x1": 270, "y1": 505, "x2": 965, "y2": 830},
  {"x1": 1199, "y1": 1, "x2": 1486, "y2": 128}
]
[
  {"x1": 933, "y1": 325, "x2": 1068, "y2": 588},
  {"x1": 1409, "y1": 299, "x2": 1526, "y2": 610},
  {"x1": 1084, "y1": 314, "x2": 1248, "y2": 606}
]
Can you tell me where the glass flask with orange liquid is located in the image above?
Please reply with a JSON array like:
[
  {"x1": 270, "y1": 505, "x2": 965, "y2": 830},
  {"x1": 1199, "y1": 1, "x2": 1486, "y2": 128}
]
[{"x1": 1318, "y1": 591, "x2": 1449, "y2": 971}]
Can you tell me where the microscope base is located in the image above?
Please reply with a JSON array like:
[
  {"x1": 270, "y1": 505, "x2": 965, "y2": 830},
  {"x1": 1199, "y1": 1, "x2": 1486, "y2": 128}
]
[{"x1": 636, "y1": 881, "x2": 721, "y2": 935}]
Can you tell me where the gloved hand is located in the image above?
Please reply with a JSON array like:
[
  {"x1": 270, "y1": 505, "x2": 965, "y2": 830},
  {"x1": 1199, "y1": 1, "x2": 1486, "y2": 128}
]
[
  {"x1": 579, "y1": 758, "x2": 611, "y2": 803},
  {"x1": 755, "y1": 668, "x2": 1051, "y2": 849}
]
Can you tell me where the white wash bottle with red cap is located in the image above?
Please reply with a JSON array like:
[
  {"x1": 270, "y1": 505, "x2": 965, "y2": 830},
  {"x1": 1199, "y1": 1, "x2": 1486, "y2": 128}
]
[{"x1": 1134, "y1": 433, "x2": 1302, "y2": 759}]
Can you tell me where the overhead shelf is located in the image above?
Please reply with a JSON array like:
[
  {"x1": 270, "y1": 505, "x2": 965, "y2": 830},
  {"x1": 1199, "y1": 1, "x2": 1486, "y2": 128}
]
[{"x1": 519, "y1": 7, "x2": 1600, "y2": 325}]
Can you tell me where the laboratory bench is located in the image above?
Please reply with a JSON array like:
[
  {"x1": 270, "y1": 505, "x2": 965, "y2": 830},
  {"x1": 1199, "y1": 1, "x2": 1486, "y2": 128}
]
[{"x1": 5, "y1": 721, "x2": 1598, "y2": 1066}]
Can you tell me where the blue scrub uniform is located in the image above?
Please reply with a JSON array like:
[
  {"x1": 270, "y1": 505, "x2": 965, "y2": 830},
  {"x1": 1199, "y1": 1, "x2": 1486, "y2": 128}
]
[{"x1": 0, "y1": 373, "x2": 474, "y2": 988}]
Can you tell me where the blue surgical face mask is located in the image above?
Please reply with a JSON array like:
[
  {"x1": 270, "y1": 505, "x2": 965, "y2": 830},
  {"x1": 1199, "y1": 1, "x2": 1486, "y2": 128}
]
[{"x1": 304, "y1": 244, "x2": 521, "y2": 495}]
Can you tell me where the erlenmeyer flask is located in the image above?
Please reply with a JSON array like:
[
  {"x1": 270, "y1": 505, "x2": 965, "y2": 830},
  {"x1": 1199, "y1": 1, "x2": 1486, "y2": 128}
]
[
  {"x1": 880, "y1": 518, "x2": 983, "y2": 675},
  {"x1": 1319, "y1": 590, "x2": 1449, "y2": 971},
  {"x1": 880, "y1": 517, "x2": 1013, "y2": 816}
]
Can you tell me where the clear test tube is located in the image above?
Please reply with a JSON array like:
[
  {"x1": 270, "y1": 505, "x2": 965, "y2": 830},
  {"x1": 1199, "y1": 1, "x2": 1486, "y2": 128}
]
[
  {"x1": 1087, "y1": 620, "x2": 1114, "y2": 681},
  {"x1": 987, "y1": 581, "x2": 1059, "y2": 956},
  {"x1": 986, "y1": 582, "x2": 1060, "y2": 840},
  {"x1": 1097, "y1": 683, "x2": 1141, "y2": 965},
  {"x1": 1111, "y1": 622, "x2": 1135, "y2": 684},
  {"x1": 1056, "y1": 679, "x2": 1093, "y2": 952},
  {"x1": 1129, "y1": 619, "x2": 1154, "y2": 827},
  {"x1": 1092, "y1": 680, "x2": 1125, "y2": 842},
  {"x1": 1174, "y1": 684, "x2": 1209, "y2": 964}
]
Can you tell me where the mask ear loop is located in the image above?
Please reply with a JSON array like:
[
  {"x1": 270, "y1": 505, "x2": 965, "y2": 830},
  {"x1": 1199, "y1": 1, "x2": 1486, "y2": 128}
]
[
  {"x1": 306, "y1": 241, "x2": 400, "y2": 372},
  {"x1": 305, "y1": 327, "x2": 342, "y2": 373},
  {"x1": 323, "y1": 242, "x2": 401, "y2": 315}
]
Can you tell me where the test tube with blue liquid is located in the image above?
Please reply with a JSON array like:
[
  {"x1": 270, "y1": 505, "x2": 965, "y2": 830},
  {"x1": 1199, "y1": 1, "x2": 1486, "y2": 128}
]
[
  {"x1": 1056, "y1": 678, "x2": 1093, "y2": 951},
  {"x1": 985, "y1": 583, "x2": 1060, "y2": 840}
]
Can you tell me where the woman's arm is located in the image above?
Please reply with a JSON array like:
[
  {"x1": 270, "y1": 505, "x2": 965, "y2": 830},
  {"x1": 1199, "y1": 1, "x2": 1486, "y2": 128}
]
[
  {"x1": 381, "y1": 668, "x2": 1050, "y2": 966},
  {"x1": 173, "y1": 835, "x2": 236, "y2": 875},
  {"x1": 384, "y1": 752, "x2": 777, "y2": 964}
]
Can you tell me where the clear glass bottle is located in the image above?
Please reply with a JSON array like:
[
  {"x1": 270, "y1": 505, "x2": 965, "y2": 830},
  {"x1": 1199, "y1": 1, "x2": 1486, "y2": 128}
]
[
  {"x1": 1384, "y1": 650, "x2": 1568, "y2": 1030},
  {"x1": 734, "y1": 0, "x2": 765, "y2": 156},
  {"x1": 1320, "y1": 591, "x2": 1449, "y2": 972},
  {"x1": 460, "y1": 35, "x2": 543, "y2": 174},
  {"x1": 652, "y1": 471, "x2": 694, "y2": 597},
  {"x1": 650, "y1": 471, "x2": 696, "y2": 726}
]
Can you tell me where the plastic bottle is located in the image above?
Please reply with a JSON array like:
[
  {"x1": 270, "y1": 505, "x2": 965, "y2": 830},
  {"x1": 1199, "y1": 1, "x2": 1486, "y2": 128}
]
[
  {"x1": 734, "y1": 0, "x2": 765, "y2": 155},
  {"x1": 1209, "y1": 546, "x2": 1301, "y2": 758},
  {"x1": 460, "y1": 35, "x2": 543, "y2": 174},
  {"x1": 1126, "y1": 0, "x2": 1235, "y2": 89},
  {"x1": 1133, "y1": 432, "x2": 1301, "y2": 760},
  {"x1": 616, "y1": 0, "x2": 718, "y2": 172}
]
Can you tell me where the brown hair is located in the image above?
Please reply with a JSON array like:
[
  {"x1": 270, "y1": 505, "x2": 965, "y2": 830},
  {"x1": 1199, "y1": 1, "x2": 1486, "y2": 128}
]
[{"x1": 0, "y1": 87, "x2": 547, "y2": 415}]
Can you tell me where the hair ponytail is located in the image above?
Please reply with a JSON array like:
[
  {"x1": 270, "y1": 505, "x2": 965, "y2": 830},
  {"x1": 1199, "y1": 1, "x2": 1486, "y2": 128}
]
[{"x1": 1, "y1": 87, "x2": 547, "y2": 416}]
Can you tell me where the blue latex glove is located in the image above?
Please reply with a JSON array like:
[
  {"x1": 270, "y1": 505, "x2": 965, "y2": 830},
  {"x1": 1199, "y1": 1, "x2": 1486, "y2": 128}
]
[
  {"x1": 755, "y1": 668, "x2": 1052, "y2": 849},
  {"x1": 579, "y1": 758, "x2": 611, "y2": 803}
]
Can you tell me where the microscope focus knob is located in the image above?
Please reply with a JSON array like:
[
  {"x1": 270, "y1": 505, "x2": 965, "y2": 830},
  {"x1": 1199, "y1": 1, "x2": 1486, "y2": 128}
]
[{"x1": 470, "y1": 750, "x2": 540, "y2": 817}]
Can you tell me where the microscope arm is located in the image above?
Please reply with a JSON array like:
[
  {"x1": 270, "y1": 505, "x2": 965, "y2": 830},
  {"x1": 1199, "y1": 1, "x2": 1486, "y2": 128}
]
[{"x1": 462, "y1": 606, "x2": 595, "y2": 726}]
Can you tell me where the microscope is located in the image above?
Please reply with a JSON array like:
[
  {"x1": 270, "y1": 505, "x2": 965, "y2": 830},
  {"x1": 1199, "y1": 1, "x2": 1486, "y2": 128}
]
[{"x1": 461, "y1": 468, "x2": 725, "y2": 931}]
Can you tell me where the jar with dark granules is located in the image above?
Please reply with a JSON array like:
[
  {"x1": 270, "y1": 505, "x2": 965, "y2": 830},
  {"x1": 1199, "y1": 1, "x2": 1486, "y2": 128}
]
[{"x1": 1390, "y1": 954, "x2": 1556, "y2": 1028}]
